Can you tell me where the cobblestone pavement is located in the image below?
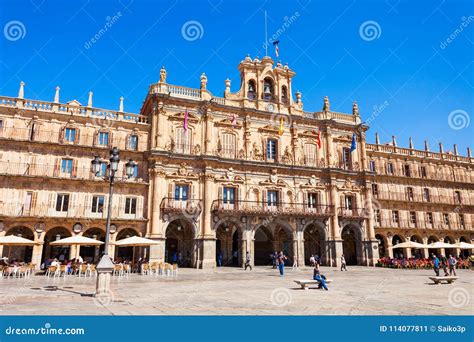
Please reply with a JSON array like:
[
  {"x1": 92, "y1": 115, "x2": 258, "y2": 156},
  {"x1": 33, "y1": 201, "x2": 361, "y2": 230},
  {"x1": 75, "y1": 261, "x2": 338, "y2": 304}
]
[{"x1": 0, "y1": 266, "x2": 472, "y2": 315}]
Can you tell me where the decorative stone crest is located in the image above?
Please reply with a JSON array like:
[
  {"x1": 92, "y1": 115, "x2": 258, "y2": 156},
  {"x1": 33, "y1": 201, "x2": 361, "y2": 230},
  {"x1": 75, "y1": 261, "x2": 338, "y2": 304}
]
[
  {"x1": 226, "y1": 167, "x2": 235, "y2": 181},
  {"x1": 270, "y1": 169, "x2": 278, "y2": 183},
  {"x1": 281, "y1": 146, "x2": 293, "y2": 164}
]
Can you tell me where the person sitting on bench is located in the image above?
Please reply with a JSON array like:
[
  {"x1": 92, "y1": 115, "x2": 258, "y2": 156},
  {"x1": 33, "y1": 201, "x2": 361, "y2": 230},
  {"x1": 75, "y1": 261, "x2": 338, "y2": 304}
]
[{"x1": 313, "y1": 264, "x2": 328, "y2": 291}]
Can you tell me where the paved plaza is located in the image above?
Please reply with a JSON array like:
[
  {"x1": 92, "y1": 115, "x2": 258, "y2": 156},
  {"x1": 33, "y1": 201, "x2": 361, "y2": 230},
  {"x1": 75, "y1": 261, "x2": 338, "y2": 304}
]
[{"x1": 0, "y1": 266, "x2": 472, "y2": 315}]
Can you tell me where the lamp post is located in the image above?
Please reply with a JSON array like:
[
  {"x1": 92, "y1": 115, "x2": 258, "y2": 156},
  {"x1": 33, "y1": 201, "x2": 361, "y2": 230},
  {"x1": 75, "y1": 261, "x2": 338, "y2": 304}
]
[{"x1": 91, "y1": 147, "x2": 136, "y2": 297}]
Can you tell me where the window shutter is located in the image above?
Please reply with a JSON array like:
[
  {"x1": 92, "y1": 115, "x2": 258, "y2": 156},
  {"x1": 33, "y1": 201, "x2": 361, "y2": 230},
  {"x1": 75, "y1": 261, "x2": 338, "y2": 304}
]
[
  {"x1": 108, "y1": 132, "x2": 113, "y2": 147},
  {"x1": 93, "y1": 131, "x2": 98, "y2": 146},
  {"x1": 71, "y1": 159, "x2": 78, "y2": 178},
  {"x1": 168, "y1": 182, "x2": 173, "y2": 199},
  {"x1": 125, "y1": 134, "x2": 130, "y2": 150},
  {"x1": 75, "y1": 128, "x2": 80, "y2": 145},
  {"x1": 31, "y1": 192, "x2": 38, "y2": 214},
  {"x1": 53, "y1": 158, "x2": 60, "y2": 177},
  {"x1": 59, "y1": 126, "x2": 65, "y2": 143}
]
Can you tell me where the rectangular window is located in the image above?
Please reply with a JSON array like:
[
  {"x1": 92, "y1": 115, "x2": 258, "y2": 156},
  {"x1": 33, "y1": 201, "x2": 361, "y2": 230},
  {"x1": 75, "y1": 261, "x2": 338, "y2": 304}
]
[
  {"x1": 91, "y1": 195, "x2": 104, "y2": 213},
  {"x1": 267, "y1": 190, "x2": 279, "y2": 207},
  {"x1": 125, "y1": 197, "x2": 137, "y2": 214},
  {"x1": 443, "y1": 213, "x2": 450, "y2": 226},
  {"x1": 423, "y1": 188, "x2": 430, "y2": 202},
  {"x1": 427, "y1": 212, "x2": 433, "y2": 225},
  {"x1": 55, "y1": 194, "x2": 69, "y2": 212},
  {"x1": 406, "y1": 187, "x2": 414, "y2": 201},
  {"x1": 344, "y1": 196, "x2": 354, "y2": 210},
  {"x1": 304, "y1": 144, "x2": 317, "y2": 166},
  {"x1": 65, "y1": 128, "x2": 76, "y2": 143},
  {"x1": 459, "y1": 214, "x2": 465, "y2": 228},
  {"x1": 61, "y1": 158, "x2": 73, "y2": 174},
  {"x1": 267, "y1": 139, "x2": 277, "y2": 161},
  {"x1": 387, "y1": 163, "x2": 394, "y2": 175},
  {"x1": 454, "y1": 191, "x2": 461, "y2": 204},
  {"x1": 174, "y1": 184, "x2": 189, "y2": 201},
  {"x1": 391, "y1": 210, "x2": 399, "y2": 223},
  {"x1": 97, "y1": 162, "x2": 107, "y2": 177},
  {"x1": 307, "y1": 193, "x2": 319, "y2": 208},
  {"x1": 420, "y1": 166, "x2": 427, "y2": 178},
  {"x1": 374, "y1": 209, "x2": 381, "y2": 224},
  {"x1": 223, "y1": 187, "x2": 236, "y2": 204},
  {"x1": 342, "y1": 148, "x2": 352, "y2": 169},
  {"x1": 24, "y1": 191, "x2": 33, "y2": 213},
  {"x1": 129, "y1": 135, "x2": 138, "y2": 151},
  {"x1": 371, "y1": 184, "x2": 378, "y2": 196},
  {"x1": 404, "y1": 164, "x2": 411, "y2": 177},
  {"x1": 369, "y1": 160, "x2": 376, "y2": 173},
  {"x1": 176, "y1": 127, "x2": 191, "y2": 154},
  {"x1": 410, "y1": 211, "x2": 417, "y2": 225},
  {"x1": 130, "y1": 164, "x2": 139, "y2": 179},
  {"x1": 98, "y1": 132, "x2": 109, "y2": 146},
  {"x1": 222, "y1": 133, "x2": 236, "y2": 158}
]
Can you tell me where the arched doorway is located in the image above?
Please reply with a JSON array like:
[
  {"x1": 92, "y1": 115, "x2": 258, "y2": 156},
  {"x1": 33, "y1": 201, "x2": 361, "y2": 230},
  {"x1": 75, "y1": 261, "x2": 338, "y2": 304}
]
[
  {"x1": 375, "y1": 234, "x2": 386, "y2": 258},
  {"x1": 410, "y1": 235, "x2": 423, "y2": 259},
  {"x1": 165, "y1": 219, "x2": 196, "y2": 267},
  {"x1": 42, "y1": 227, "x2": 72, "y2": 263},
  {"x1": 341, "y1": 225, "x2": 362, "y2": 265},
  {"x1": 392, "y1": 235, "x2": 404, "y2": 259},
  {"x1": 216, "y1": 222, "x2": 242, "y2": 267},
  {"x1": 274, "y1": 225, "x2": 293, "y2": 264},
  {"x1": 428, "y1": 236, "x2": 439, "y2": 257},
  {"x1": 304, "y1": 223, "x2": 326, "y2": 265},
  {"x1": 3, "y1": 226, "x2": 34, "y2": 263},
  {"x1": 459, "y1": 237, "x2": 470, "y2": 258},
  {"x1": 81, "y1": 228, "x2": 105, "y2": 263},
  {"x1": 444, "y1": 236, "x2": 456, "y2": 257},
  {"x1": 254, "y1": 226, "x2": 273, "y2": 266},
  {"x1": 115, "y1": 228, "x2": 139, "y2": 262}
]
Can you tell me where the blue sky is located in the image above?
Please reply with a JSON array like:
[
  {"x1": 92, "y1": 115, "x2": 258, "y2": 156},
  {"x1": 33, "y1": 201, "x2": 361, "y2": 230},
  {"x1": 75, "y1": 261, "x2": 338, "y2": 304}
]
[{"x1": 1, "y1": 0, "x2": 473, "y2": 153}]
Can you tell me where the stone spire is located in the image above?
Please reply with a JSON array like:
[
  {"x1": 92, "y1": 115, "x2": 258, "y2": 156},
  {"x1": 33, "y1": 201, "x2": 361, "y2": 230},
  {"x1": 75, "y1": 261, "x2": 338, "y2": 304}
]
[
  {"x1": 409, "y1": 137, "x2": 414, "y2": 149},
  {"x1": 352, "y1": 101, "x2": 359, "y2": 116},
  {"x1": 224, "y1": 78, "x2": 231, "y2": 94},
  {"x1": 375, "y1": 132, "x2": 380, "y2": 145},
  {"x1": 295, "y1": 91, "x2": 302, "y2": 105},
  {"x1": 87, "y1": 91, "x2": 93, "y2": 107},
  {"x1": 119, "y1": 96, "x2": 124, "y2": 112},
  {"x1": 453, "y1": 144, "x2": 458, "y2": 156},
  {"x1": 424, "y1": 140, "x2": 430, "y2": 151},
  {"x1": 200, "y1": 73, "x2": 207, "y2": 90},
  {"x1": 392, "y1": 135, "x2": 397, "y2": 147},
  {"x1": 439, "y1": 142, "x2": 444, "y2": 154},
  {"x1": 18, "y1": 81, "x2": 25, "y2": 99},
  {"x1": 323, "y1": 96, "x2": 330, "y2": 111},
  {"x1": 54, "y1": 86, "x2": 60, "y2": 103},
  {"x1": 468, "y1": 147, "x2": 472, "y2": 158}
]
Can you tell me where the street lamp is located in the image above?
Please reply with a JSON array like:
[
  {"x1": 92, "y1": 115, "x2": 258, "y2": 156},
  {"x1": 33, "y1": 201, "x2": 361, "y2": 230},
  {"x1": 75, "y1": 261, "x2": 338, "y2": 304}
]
[{"x1": 92, "y1": 147, "x2": 135, "y2": 297}]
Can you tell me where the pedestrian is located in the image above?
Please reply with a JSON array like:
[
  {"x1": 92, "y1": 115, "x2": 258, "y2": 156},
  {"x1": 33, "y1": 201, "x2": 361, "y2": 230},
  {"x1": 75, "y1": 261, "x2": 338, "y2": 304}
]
[
  {"x1": 440, "y1": 255, "x2": 449, "y2": 276},
  {"x1": 432, "y1": 254, "x2": 440, "y2": 276},
  {"x1": 292, "y1": 254, "x2": 298, "y2": 270},
  {"x1": 244, "y1": 251, "x2": 252, "y2": 270},
  {"x1": 313, "y1": 264, "x2": 328, "y2": 291},
  {"x1": 277, "y1": 251, "x2": 287, "y2": 276},
  {"x1": 340, "y1": 254, "x2": 347, "y2": 271},
  {"x1": 309, "y1": 255, "x2": 315, "y2": 267},
  {"x1": 272, "y1": 251, "x2": 278, "y2": 269},
  {"x1": 217, "y1": 251, "x2": 223, "y2": 267},
  {"x1": 232, "y1": 250, "x2": 238, "y2": 265},
  {"x1": 448, "y1": 255, "x2": 457, "y2": 276},
  {"x1": 315, "y1": 254, "x2": 320, "y2": 265}
]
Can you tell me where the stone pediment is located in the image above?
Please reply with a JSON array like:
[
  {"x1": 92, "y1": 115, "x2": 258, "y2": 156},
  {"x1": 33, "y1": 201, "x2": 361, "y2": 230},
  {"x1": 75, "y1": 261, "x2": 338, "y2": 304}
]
[
  {"x1": 67, "y1": 100, "x2": 82, "y2": 106},
  {"x1": 338, "y1": 179, "x2": 360, "y2": 191},
  {"x1": 214, "y1": 117, "x2": 242, "y2": 129},
  {"x1": 299, "y1": 130, "x2": 319, "y2": 138},
  {"x1": 215, "y1": 168, "x2": 245, "y2": 183},
  {"x1": 334, "y1": 133, "x2": 353, "y2": 142},
  {"x1": 258, "y1": 169, "x2": 288, "y2": 187},
  {"x1": 168, "y1": 111, "x2": 199, "y2": 124},
  {"x1": 258, "y1": 124, "x2": 279, "y2": 134},
  {"x1": 300, "y1": 175, "x2": 326, "y2": 189},
  {"x1": 166, "y1": 162, "x2": 199, "y2": 180}
]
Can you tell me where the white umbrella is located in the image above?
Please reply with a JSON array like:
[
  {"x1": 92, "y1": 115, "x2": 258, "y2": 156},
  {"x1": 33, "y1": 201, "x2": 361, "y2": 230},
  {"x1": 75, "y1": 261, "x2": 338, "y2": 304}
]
[
  {"x1": 454, "y1": 242, "x2": 474, "y2": 249},
  {"x1": 426, "y1": 241, "x2": 455, "y2": 249},
  {"x1": 50, "y1": 236, "x2": 103, "y2": 246},
  {"x1": 389, "y1": 241, "x2": 427, "y2": 249},
  {"x1": 0, "y1": 235, "x2": 37, "y2": 246},
  {"x1": 112, "y1": 236, "x2": 159, "y2": 247}
]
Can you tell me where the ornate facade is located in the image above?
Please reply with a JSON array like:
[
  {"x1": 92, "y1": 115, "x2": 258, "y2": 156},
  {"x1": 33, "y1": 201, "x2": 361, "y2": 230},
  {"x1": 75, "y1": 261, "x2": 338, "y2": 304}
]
[{"x1": 0, "y1": 56, "x2": 472, "y2": 269}]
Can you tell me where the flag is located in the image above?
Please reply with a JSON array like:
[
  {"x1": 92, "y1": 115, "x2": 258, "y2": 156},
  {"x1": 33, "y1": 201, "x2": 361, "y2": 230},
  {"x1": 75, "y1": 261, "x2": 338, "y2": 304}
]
[
  {"x1": 273, "y1": 40, "x2": 280, "y2": 58},
  {"x1": 316, "y1": 129, "x2": 322, "y2": 149},
  {"x1": 278, "y1": 117, "x2": 284, "y2": 136},
  {"x1": 230, "y1": 113, "x2": 236, "y2": 127},
  {"x1": 350, "y1": 134, "x2": 357, "y2": 152},
  {"x1": 183, "y1": 109, "x2": 189, "y2": 132}
]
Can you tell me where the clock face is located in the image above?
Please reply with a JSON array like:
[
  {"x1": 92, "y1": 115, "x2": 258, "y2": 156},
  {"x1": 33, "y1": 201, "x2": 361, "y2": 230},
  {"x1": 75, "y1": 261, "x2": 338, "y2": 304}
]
[
  {"x1": 267, "y1": 104, "x2": 274, "y2": 112},
  {"x1": 73, "y1": 223, "x2": 82, "y2": 234}
]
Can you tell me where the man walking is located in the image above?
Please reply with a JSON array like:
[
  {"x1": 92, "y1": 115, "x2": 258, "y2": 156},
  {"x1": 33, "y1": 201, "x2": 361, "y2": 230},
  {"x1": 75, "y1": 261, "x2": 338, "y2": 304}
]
[
  {"x1": 448, "y1": 254, "x2": 457, "y2": 276},
  {"x1": 432, "y1": 254, "x2": 440, "y2": 276},
  {"x1": 277, "y1": 251, "x2": 286, "y2": 277},
  {"x1": 244, "y1": 251, "x2": 252, "y2": 271},
  {"x1": 340, "y1": 254, "x2": 347, "y2": 271}
]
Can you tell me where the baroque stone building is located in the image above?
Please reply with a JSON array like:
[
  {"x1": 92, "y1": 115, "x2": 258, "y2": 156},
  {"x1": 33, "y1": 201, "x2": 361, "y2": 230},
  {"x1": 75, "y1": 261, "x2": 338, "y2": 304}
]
[{"x1": 0, "y1": 56, "x2": 472, "y2": 269}]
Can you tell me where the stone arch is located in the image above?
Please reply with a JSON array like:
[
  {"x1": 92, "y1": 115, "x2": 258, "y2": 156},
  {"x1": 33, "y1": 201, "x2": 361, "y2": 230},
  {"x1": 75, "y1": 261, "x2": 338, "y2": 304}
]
[
  {"x1": 459, "y1": 236, "x2": 470, "y2": 258},
  {"x1": 253, "y1": 225, "x2": 274, "y2": 266},
  {"x1": 375, "y1": 233, "x2": 387, "y2": 258},
  {"x1": 164, "y1": 217, "x2": 198, "y2": 267},
  {"x1": 42, "y1": 226, "x2": 72, "y2": 263},
  {"x1": 114, "y1": 228, "x2": 140, "y2": 262},
  {"x1": 3, "y1": 226, "x2": 35, "y2": 263},
  {"x1": 303, "y1": 221, "x2": 328, "y2": 265},
  {"x1": 81, "y1": 227, "x2": 106, "y2": 263},
  {"x1": 444, "y1": 236, "x2": 456, "y2": 258},
  {"x1": 410, "y1": 234, "x2": 424, "y2": 259},
  {"x1": 341, "y1": 223, "x2": 364, "y2": 265},
  {"x1": 391, "y1": 234, "x2": 404, "y2": 258},
  {"x1": 215, "y1": 218, "x2": 243, "y2": 267}
]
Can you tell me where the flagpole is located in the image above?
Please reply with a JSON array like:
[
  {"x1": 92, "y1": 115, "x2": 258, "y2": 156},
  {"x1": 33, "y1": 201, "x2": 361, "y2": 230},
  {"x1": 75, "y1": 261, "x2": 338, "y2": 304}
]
[{"x1": 264, "y1": 10, "x2": 268, "y2": 56}]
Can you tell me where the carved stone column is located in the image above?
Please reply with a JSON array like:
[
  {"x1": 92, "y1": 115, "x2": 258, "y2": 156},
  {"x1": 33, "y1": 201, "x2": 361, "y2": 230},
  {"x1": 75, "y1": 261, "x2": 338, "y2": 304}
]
[{"x1": 199, "y1": 170, "x2": 216, "y2": 269}]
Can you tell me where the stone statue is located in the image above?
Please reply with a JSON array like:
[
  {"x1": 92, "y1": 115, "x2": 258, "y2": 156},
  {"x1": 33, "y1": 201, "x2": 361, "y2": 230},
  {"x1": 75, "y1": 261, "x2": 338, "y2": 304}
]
[{"x1": 159, "y1": 66, "x2": 167, "y2": 83}]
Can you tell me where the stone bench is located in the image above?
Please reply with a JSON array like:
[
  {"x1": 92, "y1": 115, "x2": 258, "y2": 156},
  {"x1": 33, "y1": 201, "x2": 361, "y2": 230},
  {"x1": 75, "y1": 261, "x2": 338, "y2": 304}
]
[
  {"x1": 428, "y1": 276, "x2": 459, "y2": 284},
  {"x1": 294, "y1": 279, "x2": 333, "y2": 290}
]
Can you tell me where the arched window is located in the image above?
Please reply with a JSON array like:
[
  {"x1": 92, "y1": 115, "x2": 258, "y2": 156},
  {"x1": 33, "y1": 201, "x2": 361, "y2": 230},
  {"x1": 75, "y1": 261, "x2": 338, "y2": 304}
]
[
  {"x1": 263, "y1": 77, "x2": 274, "y2": 100},
  {"x1": 281, "y1": 85, "x2": 288, "y2": 103},
  {"x1": 221, "y1": 133, "x2": 236, "y2": 158},
  {"x1": 175, "y1": 127, "x2": 191, "y2": 154},
  {"x1": 304, "y1": 143, "x2": 317, "y2": 166},
  {"x1": 247, "y1": 80, "x2": 256, "y2": 100}
]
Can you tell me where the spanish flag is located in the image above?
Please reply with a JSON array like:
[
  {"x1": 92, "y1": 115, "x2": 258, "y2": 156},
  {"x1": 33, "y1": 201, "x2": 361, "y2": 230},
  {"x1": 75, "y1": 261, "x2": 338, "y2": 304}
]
[
  {"x1": 183, "y1": 109, "x2": 189, "y2": 132},
  {"x1": 316, "y1": 129, "x2": 322, "y2": 149},
  {"x1": 278, "y1": 117, "x2": 284, "y2": 136}
]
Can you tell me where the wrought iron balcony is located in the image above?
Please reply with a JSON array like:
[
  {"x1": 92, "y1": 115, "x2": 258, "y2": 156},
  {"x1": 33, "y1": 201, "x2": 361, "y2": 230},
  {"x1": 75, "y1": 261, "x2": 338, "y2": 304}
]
[
  {"x1": 337, "y1": 207, "x2": 368, "y2": 219},
  {"x1": 160, "y1": 197, "x2": 203, "y2": 216},
  {"x1": 211, "y1": 199, "x2": 334, "y2": 217}
]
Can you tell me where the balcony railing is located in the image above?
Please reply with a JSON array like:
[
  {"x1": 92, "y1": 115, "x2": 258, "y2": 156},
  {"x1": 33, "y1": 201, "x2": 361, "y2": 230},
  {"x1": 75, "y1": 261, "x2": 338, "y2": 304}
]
[
  {"x1": 337, "y1": 207, "x2": 368, "y2": 218},
  {"x1": 211, "y1": 199, "x2": 334, "y2": 217},
  {"x1": 0, "y1": 161, "x2": 146, "y2": 183},
  {"x1": 374, "y1": 219, "x2": 464, "y2": 230},
  {"x1": 374, "y1": 191, "x2": 471, "y2": 206},
  {"x1": 0, "y1": 203, "x2": 144, "y2": 220},
  {"x1": 160, "y1": 198, "x2": 203, "y2": 216}
]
